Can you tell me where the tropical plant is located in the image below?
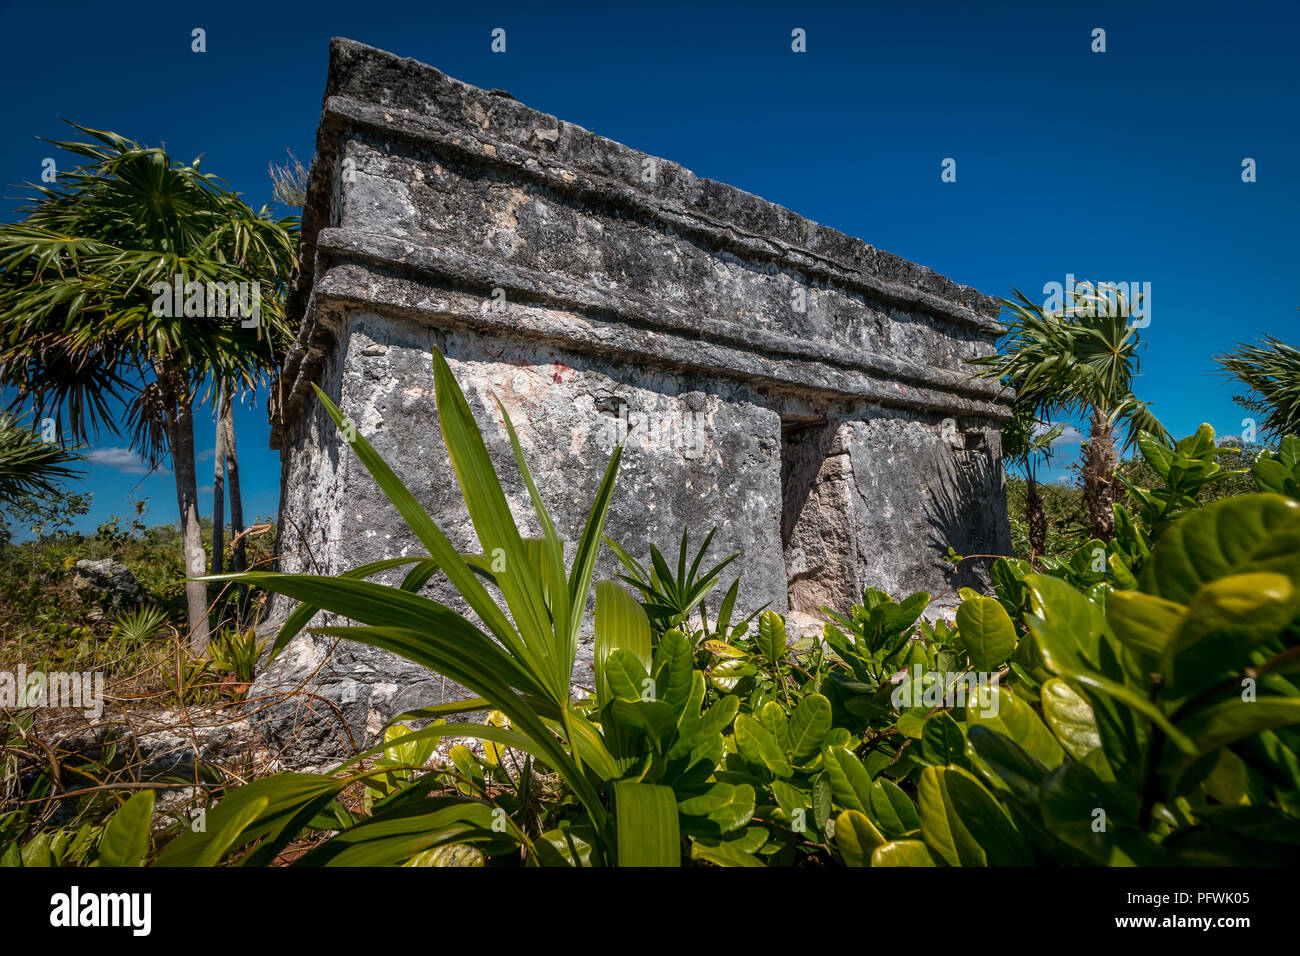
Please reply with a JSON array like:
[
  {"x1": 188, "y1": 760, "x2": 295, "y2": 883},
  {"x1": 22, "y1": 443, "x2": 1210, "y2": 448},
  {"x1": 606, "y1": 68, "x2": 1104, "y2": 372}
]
[
  {"x1": 205, "y1": 626, "x2": 267, "y2": 685},
  {"x1": 856, "y1": 493, "x2": 1300, "y2": 867},
  {"x1": 1001, "y1": 402, "x2": 1064, "y2": 556},
  {"x1": 1252, "y1": 435, "x2": 1300, "y2": 498},
  {"x1": 606, "y1": 527, "x2": 744, "y2": 637},
  {"x1": 0, "y1": 124, "x2": 299, "y2": 652},
  {"x1": 1217, "y1": 335, "x2": 1300, "y2": 441},
  {"x1": 269, "y1": 149, "x2": 310, "y2": 208},
  {"x1": 110, "y1": 604, "x2": 170, "y2": 647},
  {"x1": 1117, "y1": 424, "x2": 1247, "y2": 542},
  {"x1": 11, "y1": 418, "x2": 1298, "y2": 869},
  {"x1": 971, "y1": 286, "x2": 1168, "y2": 541},
  {"x1": 0, "y1": 413, "x2": 83, "y2": 510},
  {"x1": 158, "y1": 348, "x2": 735, "y2": 866}
]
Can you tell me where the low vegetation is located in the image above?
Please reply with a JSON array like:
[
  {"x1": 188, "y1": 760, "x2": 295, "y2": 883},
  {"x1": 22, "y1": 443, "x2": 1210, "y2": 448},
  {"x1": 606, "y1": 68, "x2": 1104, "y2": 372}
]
[{"x1": 6, "y1": 351, "x2": 1295, "y2": 867}]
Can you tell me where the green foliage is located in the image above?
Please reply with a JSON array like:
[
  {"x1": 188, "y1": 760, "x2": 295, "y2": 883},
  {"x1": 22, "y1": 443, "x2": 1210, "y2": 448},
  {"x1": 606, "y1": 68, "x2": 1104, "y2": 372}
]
[
  {"x1": 606, "y1": 527, "x2": 756, "y2": 638},
  {"x1": 205, "y1": 626, "x2": 267, "y2": 685},
  {"x1": 970, "y1": 286, "x2": 1168, "y2": 448},
  {"x1": 16, "y1": 372, "x2": 1291, "y2": 869},
  {"x1": 166, "y1": 348, "x2": 758, "y2": 866},
  {"x1": 1117, "y1": 424, "x2": 1248, "y2": 539},
  {"x1": 1253, "y1": 435, "x2": 1300, "y2": 498},
  {"x1": 0, "y1": 414, "x2": 83, "y2": 509},
  {"x1": 1218, "y1": 335, "x2": 1300, "y2": 441},
  {"x1": 111, "y1": 604, "x2": 170, "y2": 647},
  {"x1": 0, "y1": 123, "x2": 298, "y2": 455}
]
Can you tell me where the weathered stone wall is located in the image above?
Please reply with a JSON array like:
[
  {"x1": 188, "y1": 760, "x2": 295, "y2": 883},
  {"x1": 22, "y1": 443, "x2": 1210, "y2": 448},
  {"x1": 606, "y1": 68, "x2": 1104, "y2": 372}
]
[{"x1": 255, "y1": 38, "x2": 1013, "y2": 756}]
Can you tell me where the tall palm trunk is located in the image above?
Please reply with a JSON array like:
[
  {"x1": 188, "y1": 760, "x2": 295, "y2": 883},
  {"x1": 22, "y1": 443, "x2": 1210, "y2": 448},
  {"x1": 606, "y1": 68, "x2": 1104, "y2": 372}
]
[
  {"x1": 160, "y1": 370, "x2": 210, "y2": 653},
  {"x1": 1026, "y1": 473, "x2": 1047, "y2": 556},
  {"x1": 1083, "y1": 407, "x2": 1118, "y2": 540},
  {"x1": 221, "y1": 391, "x2": 248, "y2": 619},
  {"x1": 211, "y1": 386, "x2": 228, "y2": 575},
  {"x1": 210, "y1": 384, "x2": 230, "y2": 627}
]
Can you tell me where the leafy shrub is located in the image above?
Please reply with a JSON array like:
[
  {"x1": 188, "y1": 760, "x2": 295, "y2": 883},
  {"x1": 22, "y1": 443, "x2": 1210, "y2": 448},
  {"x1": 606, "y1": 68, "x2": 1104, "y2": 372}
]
[{"x1": 6, "y1": 357, "x2": 1296, "y2": 867}]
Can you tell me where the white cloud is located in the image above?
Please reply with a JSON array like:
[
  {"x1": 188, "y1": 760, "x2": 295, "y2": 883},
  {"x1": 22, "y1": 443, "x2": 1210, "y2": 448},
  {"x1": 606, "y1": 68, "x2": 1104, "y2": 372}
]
[
  {"x1": 88, "y1": 447, "x2": 169, "y2": 476},
  {"x1": 197, "y1": 448, "x2": 217, "y2": 462}
]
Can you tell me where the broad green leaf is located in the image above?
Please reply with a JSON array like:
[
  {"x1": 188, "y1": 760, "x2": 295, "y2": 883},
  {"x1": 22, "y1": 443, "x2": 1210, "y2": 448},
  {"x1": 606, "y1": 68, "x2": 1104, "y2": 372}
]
[
  {"x1": 96, "y1": 791, "x2": 154, "y2": 867},
  {"x1": 603, "y1": 647, "x2": 650, "y2": 703},
  {"x1": 918, "y1": 765, "x2": 1031, "y2": 867},
  {"x1": 1162, "y1": 572, "x2": 1296, "y2": 697},
  {"x1": 609, "y1": 698, "x2": 678, "y2": 749},
  {"x1": 1023, "y1": 574, "x2": 1109, "y2": 674},
  {"x1": 955, "y1": 595, "x2": 1017, "y2": 670},
  {"x1": 653, "y1": 629, "x2": 696, "y2": 719},
  {"x1": 1137, "y1": 493, "x2": 1300, "y2": 604},
  {"x1": 964, "y1": 687, "x2": 1064, "y2": 768},
  {"x1": 964, "y1": 725, "x2": 1051, "y2": 802},
  {"x1": 536, "y1": 826, "x2": 595, "y2": 867},
  {"x1": 921, "y1": 711, "x2": 967, "y2": 767},
  {"x1": 871, "y1": 839, "x2": 936, "y2": 866},
  {"x1": 756, "y1": 611, "x2": 788, "y2": 664},
  {"x1": 1171, "y1": 697, "x2": 1300, "y2": 764},
  {"x1": 708, "y1": 658, "x2": 756, "y2": 693},
  {"x1": 1038, "y1": 762, "x2": 1128, "y2": 865},
  {"x1": 1253, "y1": 457, "x2": 1300, "y2": 496},
  {"x1": 821, "y1": 745, "x2": 873, "y2": 813},
  {"x1": 834, "y1": 810, "x2": 885, "y2": 866},
  {"x1": 787, "y1": 694, "x2": 833, "y2": 761},
  {"x1": 690, "y1": 838, "x2": 764, "y2": 867},
  {"x1": 1040, "y1": 678, "x2": 1102, "y2": 761},
  {"x1": 594, "y1": 580, "x2": 652, "y2": 708},
  {"x1": 1105, "y1": 590, "x2": 1183, "y2": 659},
  {"x1": 734, "y1": 714, "x2": 792, "y2": 778},
  {"x1": 768, "y1": 781, "x2": 811, "y2": 826},
  {"x1": 869, "y1": 779, "x2": 919, "y2": 838},
  {"x1": 1107, "y1": 552, "x2": 1138, "y2": 590},
  {"x1": 759, "y1": 701, "x2": 791, "y2": 752},
  {"x1": 615, "y1": 782, "x2": 680, "y2": 867},
  {"x1": 20, "y1": 832, "x2": 52, "y2": 868},
  {"x1": 678, "y1": 783, "x2": 756, "y2": 834}
]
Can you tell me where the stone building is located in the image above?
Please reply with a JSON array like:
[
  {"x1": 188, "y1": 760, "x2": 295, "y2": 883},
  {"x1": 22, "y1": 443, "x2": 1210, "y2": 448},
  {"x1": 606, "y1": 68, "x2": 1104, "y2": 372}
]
[{"x1": 255, "y1": 38, "x2": 1013, "y2": 754}]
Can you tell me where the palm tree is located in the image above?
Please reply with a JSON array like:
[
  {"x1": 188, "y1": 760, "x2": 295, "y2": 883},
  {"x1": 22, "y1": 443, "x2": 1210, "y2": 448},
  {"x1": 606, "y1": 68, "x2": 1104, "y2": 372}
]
[
  {"x1": 0, "y1": 125, "x2": 297, "y2": 651},
  {"x1": 971, "y1": 285, "x2": 1168, "y2": 540},
  {"x1": 0, "y1": 413, "x2": 83, "y2": 509},
  {"x1": 1001, "y1": 402, "x2": 1063, "y2": 557},
  {"x1": 209, "y1": 381, "x2": 251, "y2": 627},
  {"x1": 1217, "y1": 334, "x2": 1300, "y2": 441}
]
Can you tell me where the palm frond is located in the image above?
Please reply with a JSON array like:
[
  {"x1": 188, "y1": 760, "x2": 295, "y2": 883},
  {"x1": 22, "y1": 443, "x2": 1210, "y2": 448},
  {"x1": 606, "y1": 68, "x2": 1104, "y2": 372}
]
[{"x1": 1217, "y1": 335, "x2": 1300, "y2": 440}]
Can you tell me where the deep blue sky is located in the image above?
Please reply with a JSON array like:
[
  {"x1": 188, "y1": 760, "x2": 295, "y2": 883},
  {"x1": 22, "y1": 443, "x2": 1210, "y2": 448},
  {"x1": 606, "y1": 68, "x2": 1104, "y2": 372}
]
[{"x1": 1, "y1": 0, "x2": 1297, "y2": 532}]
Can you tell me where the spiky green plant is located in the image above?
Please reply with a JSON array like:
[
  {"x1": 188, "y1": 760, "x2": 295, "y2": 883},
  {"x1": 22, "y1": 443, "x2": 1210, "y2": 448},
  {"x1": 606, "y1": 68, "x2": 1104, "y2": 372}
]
[
  {"x1": 0, "y1": 413, "x2": 83, "y2": 509},
  {"x1": 1217, "y1": 334, "x2": 1300, "y2": 441},
  {"x1": 971, "y1": 285, "x2": 1168, "y2": 540}
]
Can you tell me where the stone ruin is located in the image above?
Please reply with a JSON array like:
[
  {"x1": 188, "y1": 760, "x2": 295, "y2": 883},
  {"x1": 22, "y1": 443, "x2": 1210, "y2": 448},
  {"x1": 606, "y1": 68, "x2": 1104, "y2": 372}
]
[{"x1": 253, "y1": 38, "x2": 1013, "y2": 755}]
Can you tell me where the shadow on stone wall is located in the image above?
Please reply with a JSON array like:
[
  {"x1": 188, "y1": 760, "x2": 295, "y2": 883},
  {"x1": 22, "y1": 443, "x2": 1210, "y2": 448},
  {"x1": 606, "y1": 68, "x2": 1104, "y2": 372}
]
[{"x1": 921, "y1": 444, "x2": 1011, "y2": 602}]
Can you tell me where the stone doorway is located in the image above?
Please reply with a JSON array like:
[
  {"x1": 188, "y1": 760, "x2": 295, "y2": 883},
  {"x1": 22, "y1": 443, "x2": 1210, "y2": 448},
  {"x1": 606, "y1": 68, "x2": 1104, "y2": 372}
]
[{"x1": 780, "y1": 417, "x2": 859, "y2": 617}]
